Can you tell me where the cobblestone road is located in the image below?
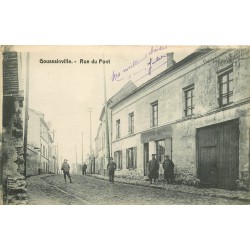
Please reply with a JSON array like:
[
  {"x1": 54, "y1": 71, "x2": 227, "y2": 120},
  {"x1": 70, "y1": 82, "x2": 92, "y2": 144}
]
[{"x1": 26, "y1": 174, "x2": 248, "y2": 205}]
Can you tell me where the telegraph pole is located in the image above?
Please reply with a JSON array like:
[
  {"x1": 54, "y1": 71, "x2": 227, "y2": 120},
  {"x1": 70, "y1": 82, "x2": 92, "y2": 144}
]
[
  {"x1": 82, "y1": 131, "x2": 83, "y2": 165},
  {"x1": 57, "y1": 142, "x2": 59, "y2": 174},
  {"x1": 23, "y1": 52, "x2": 30, "y2": 178},
  {"x1": 103, "y1": 60, "x2": 111, "y2": 168},
  {"x1": 89, "y1": 108, "x2": 93, "y2": 173},
  {"x1": 75, "y1": 145, "x2": 77, "y2": 175},
  {"x1": 89, "y1": 108, "x2": 93, "y2": 156}
]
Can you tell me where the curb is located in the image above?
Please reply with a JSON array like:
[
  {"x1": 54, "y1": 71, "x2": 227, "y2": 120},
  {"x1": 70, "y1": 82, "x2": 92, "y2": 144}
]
[{"x1": 89, "y1": 174, "x2": 250, "y2": 203}]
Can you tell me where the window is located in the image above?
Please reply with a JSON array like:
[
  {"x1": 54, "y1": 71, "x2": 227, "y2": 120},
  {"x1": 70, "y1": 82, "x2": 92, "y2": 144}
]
[
  {"x1": 126, "y1": 147, "x2": 137, "y2": 169},
  {"x1": 128, "y1": 112, "x2": 134, "y2": 134},
  {"x1": 151, "y1": 101, "x2": 158, "y2": 127},
  {"x1": 114, "y1": 150, "x2": 123, "y2": 170},
  {"x1": 116, "y1": 119, "x2": 120, "y2": 139},
  {"x1": 156, "y1": 140, "x2": 166, "y2": 163},
  {"x1": 219, "y1": 69, "x2": 233, "y2": 106},
  {"x1": 184, "y1": 85, "x2": 194, "y2": 116},
  {"x1": 43, "y1": 145, "x2": 45, "y2": 157}
]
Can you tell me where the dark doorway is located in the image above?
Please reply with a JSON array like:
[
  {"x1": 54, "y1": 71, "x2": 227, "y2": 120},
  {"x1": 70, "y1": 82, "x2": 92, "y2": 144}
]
[
  {"x1": 197, "y1": 119, "x2": 239, "y2": 190},
  {"x1": 144, "y1": 143, "x2": 149, "y2": 176}
]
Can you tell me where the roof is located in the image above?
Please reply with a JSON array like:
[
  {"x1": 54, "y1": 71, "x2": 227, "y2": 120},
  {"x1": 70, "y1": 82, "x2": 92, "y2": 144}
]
[
  {"x1": 99, "y1": 80, "x2": 137, "y2": 120},
  {"x1": 110, "y1": 47, "x2": 215, "y2": 109}
]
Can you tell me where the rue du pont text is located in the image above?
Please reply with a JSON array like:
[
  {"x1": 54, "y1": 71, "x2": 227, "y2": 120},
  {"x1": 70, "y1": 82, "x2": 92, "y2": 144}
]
[{"x1": 80, "y1": 59, "x2": 111, "y2": 64}]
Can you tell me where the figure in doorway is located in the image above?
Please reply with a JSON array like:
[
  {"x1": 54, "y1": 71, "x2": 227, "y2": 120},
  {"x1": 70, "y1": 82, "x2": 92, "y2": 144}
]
[
  {"x1": 148, "y1": 154, "x2": 159, "y2": 184},
  {"x1": 162, "y1": 155, "x2": 174, "y2": 183}
]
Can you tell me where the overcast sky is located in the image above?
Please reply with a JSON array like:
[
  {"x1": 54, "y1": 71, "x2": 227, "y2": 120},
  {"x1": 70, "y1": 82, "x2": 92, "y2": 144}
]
[{"x1": 15, "y1": 45, "x2": 199, "y2": 165}]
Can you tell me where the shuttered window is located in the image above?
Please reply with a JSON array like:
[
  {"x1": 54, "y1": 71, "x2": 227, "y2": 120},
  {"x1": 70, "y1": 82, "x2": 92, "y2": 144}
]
[
  {"x1": 151, "y1": 101, "x2": 158, "y2": 127},
  {"x1": 116, "y1": 119, "x2": 120, "y2": 139},
  {"x1": 126, "y1": 147, "x2": 137, "y2": 169},
  {"x1": 128, "y1": 112, "x2": 134, "y2": 134},
  {"x1": 114, "y1": 150, "x2": 123, "y2": 170}
]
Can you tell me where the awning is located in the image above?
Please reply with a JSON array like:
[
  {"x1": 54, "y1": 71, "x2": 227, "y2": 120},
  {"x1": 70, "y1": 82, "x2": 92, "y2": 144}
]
[{"x1": 140, "y1": 125, "x2": 173, "y2": 143}]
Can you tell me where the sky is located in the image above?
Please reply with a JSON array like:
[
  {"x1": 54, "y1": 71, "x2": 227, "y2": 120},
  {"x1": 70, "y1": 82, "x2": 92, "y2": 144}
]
[{"x1": 15, "y1": 45, "x2": 199, "y2": 165}]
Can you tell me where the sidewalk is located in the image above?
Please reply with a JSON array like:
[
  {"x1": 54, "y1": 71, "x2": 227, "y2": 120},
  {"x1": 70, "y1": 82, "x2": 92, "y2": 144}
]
[{"x1": 89, "y1": 174, "x2": 250, "y2": 202}]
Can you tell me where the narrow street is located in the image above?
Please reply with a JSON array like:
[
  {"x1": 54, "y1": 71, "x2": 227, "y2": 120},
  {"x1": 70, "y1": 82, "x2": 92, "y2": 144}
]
[{"x1": 26, "y1": 174, "x2": 248, "y2": 205}]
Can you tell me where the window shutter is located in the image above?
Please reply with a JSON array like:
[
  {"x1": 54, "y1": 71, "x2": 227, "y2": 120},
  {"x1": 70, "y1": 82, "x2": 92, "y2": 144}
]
[
  {"x1": 150, "y1": 105, "x2": 152, "y2": 127},
  {"x1": 134, "y1": 147, "x2": 137, "y2": 168},
  {"x1": 126, "y1": 149, "x2": 129, "y2": 169},
  {"x1": 128, "y1": 114, "x2": 130, "y2": 134},
  {"x1": 120, "y1": 151, "x2": 123, "y2": 170}
]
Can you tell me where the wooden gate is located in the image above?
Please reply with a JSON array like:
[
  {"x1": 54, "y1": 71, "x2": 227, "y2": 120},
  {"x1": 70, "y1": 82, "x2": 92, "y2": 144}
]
[{"x1": 197, "y1": 119, "x2": 239, "y2": 190}]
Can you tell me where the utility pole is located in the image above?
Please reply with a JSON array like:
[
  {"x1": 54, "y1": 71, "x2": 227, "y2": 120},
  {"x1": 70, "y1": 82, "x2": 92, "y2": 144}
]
[
  {"x1": 89, "y1": 108, "x2": 93, "y2": 173},
  {"x1": 103, "y1": 61, "x2": 111, "y2": 169},
  {"x1": 82, "y1": 131, "x2": 83, "y2": 165},
  {"x1": 75, "y1": 145, "x2": 77, "y2": 175},
  {"x1": 89, "y1": 108, "x2": 93, "y2": 156},
  {"x1": 57, "y1": 142, "x2": 59, "y2": 174},
  {"x1": 23, "y1": 52, "x2": 30, "y2": 178}
]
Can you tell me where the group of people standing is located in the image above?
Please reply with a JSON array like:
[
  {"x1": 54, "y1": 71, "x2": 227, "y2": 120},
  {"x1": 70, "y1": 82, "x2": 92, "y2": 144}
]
[
  {"x1": 148, "y1": 154, "x2": 174, "y2": 184},
  {"x1": 60, "y1": 154, "x2": 174, "y2": 185}
]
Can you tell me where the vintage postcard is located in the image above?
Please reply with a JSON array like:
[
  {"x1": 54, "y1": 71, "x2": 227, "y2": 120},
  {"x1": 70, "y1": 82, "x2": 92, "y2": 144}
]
[{"x1": 1, "y1": 45, "x2": 250, "y2": 205}]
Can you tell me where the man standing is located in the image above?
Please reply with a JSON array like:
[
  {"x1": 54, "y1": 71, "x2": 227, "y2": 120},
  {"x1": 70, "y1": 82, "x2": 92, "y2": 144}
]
[
  {"x1": 82, "y1": 162, "x2": 87, "y2": 176},
  {"x1": 148, "y1": 154, "x2": 159, "y2": 184},
  {"x1": 61, "y1": 159, "x2": 72, "y2": 183},
  {"x1": 162, "y1": 155, "x2": 174, "y2": 183},
  {"x1": 107, "y1": 157, "x2": 116, "y2": 183}
]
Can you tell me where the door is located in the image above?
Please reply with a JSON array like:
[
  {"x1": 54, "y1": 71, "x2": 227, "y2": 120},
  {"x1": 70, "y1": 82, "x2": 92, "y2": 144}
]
[
  {"x1": 197, "y1": 119, "x2": 239, "y2": 190},
  {"x1": 199, "y1": 147, "x2": 217, "y2": 186},
  {"x1": 144, "y1": 143, "x2": 149, "y2": 175}
]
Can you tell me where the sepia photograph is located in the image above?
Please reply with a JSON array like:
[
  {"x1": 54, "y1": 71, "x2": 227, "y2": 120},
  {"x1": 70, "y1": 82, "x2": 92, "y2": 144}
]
[{"x1": 1, "y1": 45, "x2": 250, "y2": 205}]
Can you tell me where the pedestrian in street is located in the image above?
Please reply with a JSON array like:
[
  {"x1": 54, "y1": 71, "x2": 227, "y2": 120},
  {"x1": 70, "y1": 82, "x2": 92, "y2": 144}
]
[
  {"x1": 107, "y1": 157, "x2": 116, "y2": 183},
  {"x1": 61, "y1": 159, "x2": 72, "y2": 183},
  {"x1": 148, "y1": 154, "x2": 159, "y2": 184},
  {"x1": 162, "y1": 155, "x2": 174, "y2": 183},
  {"x1": 82, "y1": 162, "x2": 87, "y2": 176}
]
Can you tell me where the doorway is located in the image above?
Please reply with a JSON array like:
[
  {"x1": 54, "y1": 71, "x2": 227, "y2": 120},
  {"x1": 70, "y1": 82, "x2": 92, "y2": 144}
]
[
  {"x1": 144, "y1": 143, "x2": 149, "y2": 176},
  {"x1": 197, "y1": 119, "x2": 239, "y2": 189}
]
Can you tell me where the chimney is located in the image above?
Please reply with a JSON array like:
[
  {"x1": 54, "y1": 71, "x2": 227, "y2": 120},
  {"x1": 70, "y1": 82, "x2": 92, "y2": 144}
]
[{"x1": 167, "y1": 52, "x2": 175, "y2": 68}]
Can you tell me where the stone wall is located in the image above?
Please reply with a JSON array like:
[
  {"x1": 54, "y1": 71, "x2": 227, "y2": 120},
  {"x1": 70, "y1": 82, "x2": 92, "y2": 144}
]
[
  {"x1": 2, "y1": 98, "x2": 27, "y2": 204},
  {"x1": 2, "y1": 50, "x2": 27, "y2": 204}
]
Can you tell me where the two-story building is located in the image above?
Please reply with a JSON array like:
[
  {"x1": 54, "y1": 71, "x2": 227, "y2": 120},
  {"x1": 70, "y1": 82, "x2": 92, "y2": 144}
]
[
  {"x1": 109, "y1": 47, "x2": 250, "y2": 190},
  {"x1": 94, "y1": 81, "x2": 137, "y2": 175}
]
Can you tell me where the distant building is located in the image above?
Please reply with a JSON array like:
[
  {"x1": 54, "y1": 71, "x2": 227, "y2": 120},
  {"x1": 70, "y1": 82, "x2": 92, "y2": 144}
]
[{"x1": 27, "y1": 109, "x2": 55, "y2": 176}]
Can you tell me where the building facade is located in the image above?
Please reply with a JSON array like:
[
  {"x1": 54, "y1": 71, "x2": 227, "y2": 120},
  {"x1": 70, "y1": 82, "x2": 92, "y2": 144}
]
[
  {"x1": 108, "y1": 47, "x2": 250, "y2": 190},
  {"x1": 27, "y1": 108, "x2": 55, "y2": 176},
  {"x1": 94, "y1": 81, "x2": 137, "y2": 176}
]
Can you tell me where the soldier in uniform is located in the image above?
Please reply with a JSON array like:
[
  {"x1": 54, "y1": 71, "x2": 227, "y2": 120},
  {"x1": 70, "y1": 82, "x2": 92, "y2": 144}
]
[
  {"x1": 61, "y1": 159, "x2": 72, "y2": 183},
  {"x1": 162, "y1": 155, "x2": 174, "y2": 183},
  {"x1": 148, "y1": 154, "x2": 159, "y2": 184},
  {"x1": 82, "y1": 162, "x2": 87, "y2": 176},
  {"x1": 107, "y1": 157, "x2": 116, "y2": 183}
]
